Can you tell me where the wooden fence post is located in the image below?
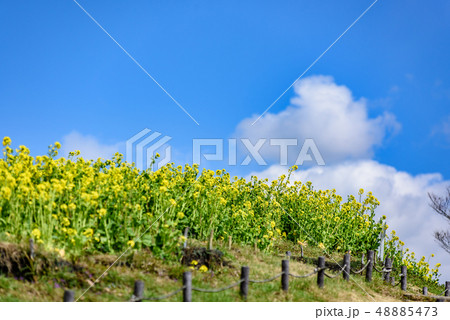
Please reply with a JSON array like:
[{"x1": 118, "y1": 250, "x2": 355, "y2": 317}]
[
  {"x1": 360, "y1": 253, "x2": 365, "y2": 267},
  {"x1": 281, "y1": 259, "x2": 289, "y2": 292},
  {"x1": 445, "y1": 281, "x2": 450, "y2": 297},
  {"x1": 29, "y1": 238, "x2": 35, "y2": 260},
  {"x1": 240, "y1": 266, "x2": 249, "y2": 300},
  {"x1": 400, "y1": 266, "x2": 407, "y2": 291},
  {"x1": 208, "y1": 229, "x2": 214, "y2": 250},
  {"x1": 228, "y1": 236, "x2": 232, "y2": 250},
  {"x1": 134, "y1": 280, "x2": 144, "y2": 301},
  {"x1": 286, "y1": 251, "x2": 291, "y2": 259},
  {"x1": 183, "y1": 272, "x2": 192, "y2": 302},
  {"x1": 343, "y1": 253, "x2": 350, "y2": 282},
  {"x1": 317, "y1": 256, "x2": 325, "y2": 289},
  {"x1": 300, "y1": 245, "x2": 304, "y2": 258},
  {"x1": 183, "y1": 227, "x2": 189, "y2": 249},
  {"x1": 422, "y1": 287, "x2": 428, "y2": 296},
  {"x1": 383, "y1": 257, "x2": 392, "y2": 282},
  {"x1": 366, "y1": 250, "x2": 374, "y2": 282},
  {"x1": 63, "y1": 290, "x2": 75, "y2": 302}
]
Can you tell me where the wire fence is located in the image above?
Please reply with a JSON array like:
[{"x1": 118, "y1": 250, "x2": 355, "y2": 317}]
[
  {"x1": 350, "y1": 260, "x2": 371, "y2": 274},
  {"x1": 371, "y1": 258, "x2": 450, "y2": 302},
  {"x1": 324, "y1": 264, "x2": 346, "y2": 279},
  {"x1": 61, "y1": 250, "x2": 450, "y2": 302}
]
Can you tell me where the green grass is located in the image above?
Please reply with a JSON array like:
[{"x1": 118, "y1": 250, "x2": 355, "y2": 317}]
[{"x1": 0, "y1": 239, "x2": 444, "y2": 302}]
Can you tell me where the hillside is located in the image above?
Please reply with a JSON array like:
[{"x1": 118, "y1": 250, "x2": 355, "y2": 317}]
[
  {"x1": 0, "y1": 139, "x2": 445, "y2": 301},
  {"x1": 0, "y1": 238, "x2": 445, "y2": 302}
]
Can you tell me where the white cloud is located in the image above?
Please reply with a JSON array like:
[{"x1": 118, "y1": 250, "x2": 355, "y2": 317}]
[
  {"x1": 249, "y1": 160, "x2": 450, "y2": 282},
  {"x1": 60, "y1": 131, "x2": 123, "y2": 160},
  {"x1": 235, "y1": 76, "x2": 400, "y2": 165},
  {"x1": 434, "y1": 115, "x2": 450, "y2": 143}
]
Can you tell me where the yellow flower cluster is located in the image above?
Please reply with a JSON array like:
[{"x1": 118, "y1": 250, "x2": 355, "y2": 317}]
[
  {"x1": 0, "y1": 137, "x2": 441, "y2": 284},
  {"x1": 385, "y1": 230, "x2": 441, "y2": 284}
]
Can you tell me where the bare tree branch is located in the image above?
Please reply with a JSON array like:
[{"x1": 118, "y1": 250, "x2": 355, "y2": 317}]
[
  {"x1": 429, "y1": 186, "x2": 450, "y2": 253},
  {"x1": 435, "y1": 230, "x2": 450, "y2": 254}
]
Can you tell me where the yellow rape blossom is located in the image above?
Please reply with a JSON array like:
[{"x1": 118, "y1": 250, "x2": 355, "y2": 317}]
[
  {"x1": 1, "y1": 187, "x2": 12, "y2": 200},
  {"x1": 298, "y1": 240, "x2": 308, "y2": 247},
  {"x1": 31, "y1": 228, "x2": 41, "y2": 239},
  {"x1": 83, "y1": 228, "x2": 94, "y2": 238},
  {"x1": 2, "y1": 136, "x2": 11, "y2": 146},
  {"x1": 62, "y1": 217, "x2": 70, "y2": 227},
  {"x1": 98, "y1": 208, "x2": 107, "y2": 217}
]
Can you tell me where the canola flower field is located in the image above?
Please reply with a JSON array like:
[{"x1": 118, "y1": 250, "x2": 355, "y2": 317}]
[{"x1": 0, "y1": 137, "x2": 442, "y2": 285}]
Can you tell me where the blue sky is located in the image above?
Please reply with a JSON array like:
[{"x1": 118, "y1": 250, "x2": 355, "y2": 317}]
[
  {"x1": 1, "y1": 0, "x2": 449, "y2": 176},
  {"x1": 2, "y1": 1, "x2": 450, "y2": 280}
]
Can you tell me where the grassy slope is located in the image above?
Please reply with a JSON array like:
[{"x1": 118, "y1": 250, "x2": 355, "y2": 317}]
[{"x1": 0, "y1": 239, "x2": 444, "y2": 302}]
